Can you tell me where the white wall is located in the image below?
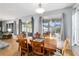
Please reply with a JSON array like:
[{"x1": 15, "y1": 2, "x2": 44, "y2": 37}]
[
  {"x1": 15, "y1": 18, "x2": 19, "y2": 35},
  {"x1": 33, "y1": 15, "x2": 41, "y2": 34}
]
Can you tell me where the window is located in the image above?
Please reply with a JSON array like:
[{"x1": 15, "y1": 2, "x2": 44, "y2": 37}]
[
  {"x1": 6, "y1": 23, "x2": 13, "y2": 33},
  {"x1": 50, "y1": 18, "x2": 62, "y2": 36},
  {"x1": 42, "y1": 20, "x2": 49, "y2": 33},
  {"x1": 42, "y1": 14, "x2": 63, "y2": 40},
  {"x1": 26, "y1": 20, "x2": 32, "y2": 33},
  {"x1": 22, "y1": 23, "x2": 26, "y2": 32},
  {"x1": 9, "y1": 23, "x2": 13, "y2": 33},
  {"x1": 22, "y1": 19, "x2": 32, "y2": 36}
]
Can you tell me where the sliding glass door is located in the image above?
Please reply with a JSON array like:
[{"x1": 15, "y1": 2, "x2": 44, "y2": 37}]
[
  {"x1": 72, "y1": 7, "x2": 79, "y2": 46},
  {"x1": 42, "y1": 14, "x2": 63, "y2": 40},
  {"x1": 50, "y1": 18, "x2": 62, "y2": 37}
]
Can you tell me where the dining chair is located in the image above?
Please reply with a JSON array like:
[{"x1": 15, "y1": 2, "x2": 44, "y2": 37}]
[
  {"x1": 31, "y1": 40, "x2": 44, "y2": 56},
  {"x1": 33, "y1": 32, "x2": 41, "y2": 39},
  {"x1": 16, "y1": 35, "x2": 22, "y2": 51},
  {"x1": 17, "y1": 35, "x2": 29, "y2": 56},
  {"x1": 19, "y1": 38, "x2": 29, "y2": 56},
  {"x1": 44, "y1": 39, "x2": 56, "y2": 56},
  {"x1": 56, "y1": 37, "x2": 74, "y2": 56},
  {"x1": 62, "y1": 38, "x2": 74, "y2": 56},
  {"x1": 62, "y1": 38, "x2": 69, "y2": 54},
  {"x1": 43, "y1": 32, "x2": 50, "y2": 39},
  {"x1": 20, "y1": 32, "x2": 26, "y2": 38}
]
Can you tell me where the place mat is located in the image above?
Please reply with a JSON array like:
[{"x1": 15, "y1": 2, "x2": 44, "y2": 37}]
[{"x1": 33, "y1": 39, "x2": 44, "y2": 42}]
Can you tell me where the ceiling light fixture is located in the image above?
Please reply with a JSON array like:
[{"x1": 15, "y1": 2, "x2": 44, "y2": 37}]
[{"x1": 35, "y1": 3, "x2": 45, "y2": 14}]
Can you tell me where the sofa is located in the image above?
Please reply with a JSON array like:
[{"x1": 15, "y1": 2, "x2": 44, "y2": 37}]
[{"x1": 2, "y1": 32, "x2": 12, "y2": 39}]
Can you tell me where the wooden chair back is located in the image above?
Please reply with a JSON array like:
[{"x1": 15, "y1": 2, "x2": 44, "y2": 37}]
[
  {"x1": 31, "y1": 40, "x2": 44, "y2": 56},
  {"x1": 62, "y1": 38, "x2": 69, "y2": 54},
  {"x1": 33, "y1": 32, "x2": 41, "y2": 38},
  {"x1": 61, "y1": 38, "x2": 74, "y2": 56},
  {"x1": 19, "y1": 39, "x2": 27, "y2": 48},
  {"x1": 17, "y1": 35, "x2": 28, "y2": 56},
  {"x1": 43, "y1": 32, "x2": 50, "y2": 39},
  {"x1": 17, "y1": 34, "x2": 23, "y2": 40},
  {"x1": 20, "y1": 38, "x2": 28, "y2": 56}
]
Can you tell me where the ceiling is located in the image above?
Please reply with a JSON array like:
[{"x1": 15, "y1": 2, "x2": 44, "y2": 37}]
[{"x1": 0, "y1": 3, "x2": 74, "y2": 20}]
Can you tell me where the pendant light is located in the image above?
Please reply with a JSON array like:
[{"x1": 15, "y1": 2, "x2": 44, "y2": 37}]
[{"x1": 35, "y1": 3, "x2": 45, "y2": 14}]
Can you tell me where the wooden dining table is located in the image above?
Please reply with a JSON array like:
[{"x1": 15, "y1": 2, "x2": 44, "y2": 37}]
[
  {"x1": 27, "y1": 37, "x2": 57, "y2": 55},
  {"x1": 16, "y1": 37, "x2": 57, "y2": 55}
]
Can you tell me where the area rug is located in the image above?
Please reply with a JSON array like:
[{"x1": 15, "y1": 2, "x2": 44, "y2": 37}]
[{"x1": 0, "y1": 40, "x2": 9, "y2": 49}]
